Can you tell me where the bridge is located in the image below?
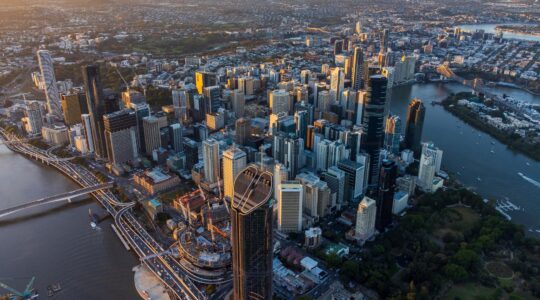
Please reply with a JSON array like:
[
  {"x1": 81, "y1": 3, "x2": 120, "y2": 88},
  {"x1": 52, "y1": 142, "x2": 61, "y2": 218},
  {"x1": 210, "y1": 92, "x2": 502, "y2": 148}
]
[
  {"x1": 436, "y1": 63, "x2": 526, "y2": 114},
  {"x1": 0, "y1": 127, "x2": 211, "y2": 299},
  {"x1": 0, "y1": 183, "x2": 113, "y2": 218}
]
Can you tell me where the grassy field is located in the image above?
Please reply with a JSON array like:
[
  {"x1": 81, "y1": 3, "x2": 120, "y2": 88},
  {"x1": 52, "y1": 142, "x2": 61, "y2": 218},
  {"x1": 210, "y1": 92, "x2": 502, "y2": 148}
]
[
  {"x1": 486, "y1": 261, "x2": 514, "y2": 278},
  {"x1": 444, "y1": 283, "x2": 498, "y2": 300}
]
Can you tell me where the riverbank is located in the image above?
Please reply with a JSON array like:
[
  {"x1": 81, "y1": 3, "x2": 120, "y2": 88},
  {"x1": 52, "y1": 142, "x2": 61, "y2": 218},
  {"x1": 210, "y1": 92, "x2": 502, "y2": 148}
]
[{"x1": 441, "y1": 92, "x2": 540, "y2": 162}]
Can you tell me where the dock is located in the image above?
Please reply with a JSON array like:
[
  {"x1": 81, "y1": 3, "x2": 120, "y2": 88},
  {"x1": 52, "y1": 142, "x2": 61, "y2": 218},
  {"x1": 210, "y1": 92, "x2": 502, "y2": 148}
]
[{"x1": 111, "y1": 224, "x2": 131, "y2": 251}]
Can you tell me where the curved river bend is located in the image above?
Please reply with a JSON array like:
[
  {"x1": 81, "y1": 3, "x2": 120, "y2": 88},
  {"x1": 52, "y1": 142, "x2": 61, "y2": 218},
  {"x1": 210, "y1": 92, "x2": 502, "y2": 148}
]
[{"x1": 0, "y1": 82, "x2": 539, "y2": 298}]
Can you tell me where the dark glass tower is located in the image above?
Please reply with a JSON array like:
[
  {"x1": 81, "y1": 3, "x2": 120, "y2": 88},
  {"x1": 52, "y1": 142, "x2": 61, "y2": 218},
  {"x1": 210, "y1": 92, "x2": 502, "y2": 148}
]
[
  {"x1": 82, "y1": 65, "x2": 107, "y2": 159},
  {"x1": 376, "y1": 159, "x2": 397, "y2": 231},
  {"x1": 404, "y1": 98, "x2": 425, "y2": 156},
  {"x1": 231, "y1": 165, "x2": 274, "y2": 300},
  {"x1": 351, "y1": 47, "x2": 364, "y2": 91},
  {"x1": 361, "y1": 75, "x2": 388, "y2": 190}
]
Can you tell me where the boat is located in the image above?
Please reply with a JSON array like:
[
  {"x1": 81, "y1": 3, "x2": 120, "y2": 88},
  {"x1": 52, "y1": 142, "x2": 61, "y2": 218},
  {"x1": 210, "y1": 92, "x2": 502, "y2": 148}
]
[
  {"x1": 47, "y1": 283, "x2": 62, "y2": 297},
  {"x1": 491, "y1": 141, "x2": 495, "y2": 145},
  {"x1": 90, "y1": 222, "x2": 97, "y2": 229},
  {"x1": 490, "y1": 150, "x2": 495, "y2": 154},
  {"x1": 476, "y1": 177, "x2": 482, "y2": 181},
  {"x1": 526, "y1": 162, "x2": 531, "y2": 166}
]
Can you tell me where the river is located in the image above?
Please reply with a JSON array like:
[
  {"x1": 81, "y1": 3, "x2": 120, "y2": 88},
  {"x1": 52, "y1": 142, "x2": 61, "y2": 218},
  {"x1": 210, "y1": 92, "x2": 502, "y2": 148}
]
[
  {"x1": 0, "y1": 81, "x2": 539, "y2": 297},
  {"x1": 460, "y1": 23, "x2": 540, "y2": 42},
  {"x1": 0, "y1": 144, "x2": 139, "y2": 299},
  {"x1": 390, "y1": 82, "x2": 540, "y2": 236}
]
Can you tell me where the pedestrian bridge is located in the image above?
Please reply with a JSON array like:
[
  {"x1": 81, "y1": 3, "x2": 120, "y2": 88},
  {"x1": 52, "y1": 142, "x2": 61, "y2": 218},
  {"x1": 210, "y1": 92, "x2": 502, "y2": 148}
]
[{"x1": 0, "y1": 182, "x2": 114, "y2": 218}]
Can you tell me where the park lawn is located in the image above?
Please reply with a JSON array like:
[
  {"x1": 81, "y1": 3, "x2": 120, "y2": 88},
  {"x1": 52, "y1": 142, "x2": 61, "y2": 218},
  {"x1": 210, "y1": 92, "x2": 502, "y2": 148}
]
[
  {"x1": 486, "y1": 261, "x2": 514, "y2": 278},
  {"x1": 445, "y1": 206, "x2": 481, "y2": 232},
  {"x1": 444, "y1": 282, "x2": 498, "y2": 300}
]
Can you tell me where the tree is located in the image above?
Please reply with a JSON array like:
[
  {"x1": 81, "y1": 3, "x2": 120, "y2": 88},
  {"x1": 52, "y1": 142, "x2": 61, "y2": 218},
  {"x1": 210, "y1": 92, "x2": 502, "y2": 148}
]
[
  {"x1": 452, "y1": 249, "x2": 479, "y2": 271},
  {"x1": 324, "y1": 252, "x2": 342, "y2": 269},
  {"x1": 443, "y1": 263, "x2": 467, "y2": 282}
]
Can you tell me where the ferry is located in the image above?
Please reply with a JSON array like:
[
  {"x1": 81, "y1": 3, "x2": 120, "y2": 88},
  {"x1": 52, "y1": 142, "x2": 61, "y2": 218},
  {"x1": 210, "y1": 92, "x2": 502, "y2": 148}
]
[{"x1": 47, "y1": 283, "x2": 62, "y2": 297}]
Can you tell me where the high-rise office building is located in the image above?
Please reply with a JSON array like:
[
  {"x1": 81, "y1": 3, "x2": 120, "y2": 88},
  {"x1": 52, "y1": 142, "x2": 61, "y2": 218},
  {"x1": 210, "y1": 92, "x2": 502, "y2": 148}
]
[
  {"x1": 143, "y1": 116, "x2": 161, "y2": 155},
  {"x1": 277, "y1": 181, "x2": 303, "y2": 233},
  {"x1": 61, "y1": 92, "x2": 88, "y2": 126},
  {"x1": 168, "y1": 123, "x2": 183, "y2": 153},
  {"x1": 338, "y1": 159, "x2": 365, "y2": 202},
  {"x1": 103, "y1": 110, "x2": 138, "y2": 164},
  {"x1": 81, "y1": 114, "x2": 94, "y2": 152},
  {"x1": 269, "y1": 89, "x2": 289, "y2": 115},
  {"x1": 273, "y1": 134, "x2": 304, "y2": 179},
  {"x1": 37, "y1": 50, "x2": 62, "y2": 119},
  {"x1": 82, "y1": 65, "x2": 107, "y2": 158},
  {"x1": 351, "y1": 47, "x2": 366, "y2": 91},
  {"x1": 171, "y1": 89, "x2": 187, "y2": 123},
  {"x1": 361, "y1": 75, "x2": 388, "y2": 189},
  {"x1": 316, "y1": 139, "x2": 330, "y2": 172},
  {"x1": 376, "y1": 160, "x2": 397, "y2": 231},
  {"x1": 273, "y1": 163, "x2": 288, "y2": 202},
  {"x1": 330, "y1": 68, "x2": 345, "y2": 103},
  {"x1": 231, "y1": 165, "x2": 273, "y2": 300},
  {"x1": 322, "y1": 166, "x2": 346, "y2": 209},
  {"x1": 203, "y1": 138, "x2": 220, "y2": 184},
  {"x1": 231, "y1": 89, "x2": 246, "y2": 118},
  {"x1": 294, "y1": 110, "x2": 309, "y2": 142},
  {"x1": 355, "y1": 196, "x2": 377, "y2": 240},
  {"x1": 328, "y1": 140, "x2": 348, "y2": 168},
  {"x1": 380, "y1": 29, "x2": 390, "y2": 53},
  {"x1": 235, "y1": 118, "x2": 250, "y2": 146},
  {"x1": 24, "y1": 101, "x2": 43, "y2": 135},
  {"x1": 195, "y1": 71, "x2": 217, "y2": 94},
  {"x1": 384, "y1": 115, "x2": 401, "y2": 155},
  {"x1": 418, "y1": 142, "x2": 443, "y2": 192},
  {"x1": 404, "y1": 98, "x2": 425, "y2": 156},
  {"x1": 223, "y1": 146, "x2": 247, "y2": 201}
]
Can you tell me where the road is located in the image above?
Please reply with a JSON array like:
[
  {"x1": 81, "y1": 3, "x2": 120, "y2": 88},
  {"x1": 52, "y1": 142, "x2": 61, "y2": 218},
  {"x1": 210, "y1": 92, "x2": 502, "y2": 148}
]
[{"x1": 0, "y1": 127, "x2": 208, "y2": 300}]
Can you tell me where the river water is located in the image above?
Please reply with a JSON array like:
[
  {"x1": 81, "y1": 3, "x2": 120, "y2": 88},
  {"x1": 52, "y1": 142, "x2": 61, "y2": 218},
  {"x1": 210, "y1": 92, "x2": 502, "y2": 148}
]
[
  {"x1": 0, "y1": 82, "x2": 539, "y2": 298},
  {"x1": 390, "y1": 82, "x2": 540, "y2": 236},
  {"x1": 0, "y1": 145, "x2": 139, "y2": 299},
  {"x1": 460, "y1": 23, "x2": 540, "y2": 42}
]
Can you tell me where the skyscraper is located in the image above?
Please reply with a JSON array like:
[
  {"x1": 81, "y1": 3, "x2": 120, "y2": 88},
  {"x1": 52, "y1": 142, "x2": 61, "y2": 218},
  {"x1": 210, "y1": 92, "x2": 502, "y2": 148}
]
[
  {"x1": 168, "y1": 123, "x2": 183, "y2": 153},
  {"x1": 103, "y1": 110, "x2": 138, "y2": 164},
  {"x1": 82, "y1": 65, "x2": 107, "y2": 158},
  {"x1": 338, "y1": 159, "x2": 365, "y2": 202},
  {"x1": 231, "y1": 89, "x2": 246, "y2": 118},
  {"x1": 143, "y1": 116, "x2": 161, "y2": 155},
  {"x1": 376, "y1": 160, "x2": 397, "y2": 231},
  {"x1": 322, "y1": 166, "x2": 346, "y2": 209},
  {"x1": 380, "y1": 29, "x2": 390, "y2": 53},
  {"x1": 203, "y1": 138, "x2": 220, "y2": 184},
  {"x1": 361, "y1": 75, "x2": 388, "y2": 189},
  {"x1": 384, "y1": 115, "x2": 401, "y2": 155},
  {"x1": 351, "y1": 47, "x2": 365, "y2": 91},
  {"x1": 37, "y1": 50, "x2": 62, "y2": 119},
  {"x1": 223, "y1": 146, "x2": 247, "y2": 201},
  {"x1": 418, "y1": 142, "x2": 443, "y2": 192},
  {"x1": 195, "y1": 71, "x2": 217, "y2": 94},
  {"x1": 24, "y1": 101, "x2": 43, "y2": 135},
  {"x1": 277, "y1": 181, "x2": 303, "y2": 233},
  {"x1": 330, "y1": 68, "x2": 345, "y2": 103},
  {"x1": 61, "y1": 92, "x2": 88, "y2": 126},
  {"x1": 269, "y1": 89, "x2": 289, "y2": 115},
  {"x1": 81, "y1": 114, "x2": 94, "y2": 152},
  {"x1": 355, "y1": 196, "x2": 377, "y2": 240},
  {"x1": 404, "y1": 98, "x2": 425, "y2": 156},
  {"x1": 231, "y1": 165, "x2": 273, "y2": 300},
  {"x1": 235, "y1": 118, "x2": 250, "y2": 146},
  {"x1": 294, "y1": 110, "x2": 309, "y2": 142}
]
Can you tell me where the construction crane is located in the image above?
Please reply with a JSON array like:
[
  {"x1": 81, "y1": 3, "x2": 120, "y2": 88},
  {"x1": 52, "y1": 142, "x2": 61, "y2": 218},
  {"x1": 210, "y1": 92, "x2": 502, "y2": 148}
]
[{"x1": 0, "y1": 277, "x2": 38, "y2": 300}]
